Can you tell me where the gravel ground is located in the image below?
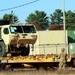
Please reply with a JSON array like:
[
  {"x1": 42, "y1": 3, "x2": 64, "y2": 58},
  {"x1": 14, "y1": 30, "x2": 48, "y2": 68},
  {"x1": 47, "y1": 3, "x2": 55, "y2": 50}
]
[{"x1": 0, "y1": 68, "x2": 75, "y2": 75}]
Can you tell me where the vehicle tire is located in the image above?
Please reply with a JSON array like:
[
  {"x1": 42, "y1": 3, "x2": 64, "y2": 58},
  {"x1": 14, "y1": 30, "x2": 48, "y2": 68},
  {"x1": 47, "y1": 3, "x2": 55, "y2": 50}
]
[
  {"x1": 72, "y1": 59, "x2": 75, "y2": 67},
  {"x1": 21, "y1": 45, "x2": 30, "y2": 56},
  {"x1": 0, "y1": 41, "x2": 6, "y2": 57}
]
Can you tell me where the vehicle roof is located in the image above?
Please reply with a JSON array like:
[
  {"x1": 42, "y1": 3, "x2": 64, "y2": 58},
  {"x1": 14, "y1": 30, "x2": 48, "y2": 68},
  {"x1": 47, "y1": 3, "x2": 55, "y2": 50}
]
[{"x1": 0, "y1": 23, "x2": 35, "y2": 28}]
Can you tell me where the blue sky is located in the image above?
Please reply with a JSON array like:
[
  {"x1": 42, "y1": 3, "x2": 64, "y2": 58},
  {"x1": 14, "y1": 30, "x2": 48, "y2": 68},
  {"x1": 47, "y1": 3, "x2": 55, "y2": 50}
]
[{"x1": 0, "y1": 0, "x2": 75, "y2": 23}]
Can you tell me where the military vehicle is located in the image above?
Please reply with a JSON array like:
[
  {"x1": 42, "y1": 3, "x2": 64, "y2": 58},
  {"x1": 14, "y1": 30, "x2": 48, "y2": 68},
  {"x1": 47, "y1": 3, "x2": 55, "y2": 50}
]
[{"x1": 0, "y1": 23, "x2": 37, "y2": 57}]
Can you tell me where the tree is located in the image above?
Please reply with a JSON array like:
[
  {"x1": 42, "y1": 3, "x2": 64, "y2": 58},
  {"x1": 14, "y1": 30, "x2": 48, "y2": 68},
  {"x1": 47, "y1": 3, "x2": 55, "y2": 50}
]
[
  {"x1": 49, "y1": 24, "x2": 63, "y2": 30},
  {"x1": 66, "y1": 10, "x2": 75, "y2": 30},
  {"x1": 50, "y1": 9, "x2": 75, "y2": 30},
  {"x1": 31, "y1": 21, "x2": 41, "y2": 31},
  {"x1": 2, "y1": 14, "x2": 19, "y2": 24},
  {"x1": 25, "y1": 10, "x2": 49, "y2": 30},
  {"x1": 50, "y1": 9, "x2": 63, "y2": 25}
]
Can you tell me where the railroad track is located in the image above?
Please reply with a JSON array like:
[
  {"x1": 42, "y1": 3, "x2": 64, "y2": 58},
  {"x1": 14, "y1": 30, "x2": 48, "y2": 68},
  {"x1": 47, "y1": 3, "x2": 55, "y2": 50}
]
[
  {"x1": 0, "y1": 67, "x2": 75, "y2": 75},
  {"x1": 0, "y1": 63, "x2": 75, "y2": 75},
  {"x1": 0, "y1": 66, "x2": 75, "y2": 71}
]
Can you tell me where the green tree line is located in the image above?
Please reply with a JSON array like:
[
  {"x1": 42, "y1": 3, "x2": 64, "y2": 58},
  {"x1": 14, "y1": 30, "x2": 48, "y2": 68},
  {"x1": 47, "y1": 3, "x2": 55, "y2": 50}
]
[{"x1": 0, "y1": 9, "x2": 75, "y2": 30}]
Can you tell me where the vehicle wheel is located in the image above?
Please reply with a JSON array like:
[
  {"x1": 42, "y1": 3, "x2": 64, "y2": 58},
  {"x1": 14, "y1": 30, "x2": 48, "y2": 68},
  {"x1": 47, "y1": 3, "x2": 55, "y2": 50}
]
[
  {"x1": 21, "y1": 45, "x2": 30, "y2": 56},
  {"x1": 72, "y1": 59, "x2": 75, "y2": 67},
  {"x1": 0, "y1": 41, "x2": 6, "y2": 57}
]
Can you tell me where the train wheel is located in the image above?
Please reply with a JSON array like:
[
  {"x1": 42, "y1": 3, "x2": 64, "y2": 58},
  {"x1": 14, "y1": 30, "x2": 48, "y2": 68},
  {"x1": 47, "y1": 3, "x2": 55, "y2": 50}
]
[
  {"x1": 21, "y1": 45, "x2": 30, "y2": 56},
  {"x1": 0, "y1": 41, "x2": 6, "y2": 57}
]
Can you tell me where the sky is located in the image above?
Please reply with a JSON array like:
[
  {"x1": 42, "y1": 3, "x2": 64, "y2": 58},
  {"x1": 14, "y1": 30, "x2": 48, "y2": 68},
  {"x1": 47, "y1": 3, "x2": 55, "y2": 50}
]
[{"x1": 0, "y1": 0, "x2": 75, "y2": 23}]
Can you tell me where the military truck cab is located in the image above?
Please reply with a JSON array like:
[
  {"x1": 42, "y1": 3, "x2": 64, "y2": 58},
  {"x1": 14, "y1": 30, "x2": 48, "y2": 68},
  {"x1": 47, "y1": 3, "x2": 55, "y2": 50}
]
[{"x1": 0, "y1": 24, "x2": 37, "y2": 57}]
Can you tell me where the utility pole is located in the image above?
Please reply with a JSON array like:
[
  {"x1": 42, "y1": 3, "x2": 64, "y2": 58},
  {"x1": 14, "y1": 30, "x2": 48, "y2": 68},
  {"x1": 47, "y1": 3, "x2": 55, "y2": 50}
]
[
  {"x1": 11, "y1": 11, "x2": 14, "y2": 24},
  {"x1": 62, "y1": 0, "x2": 66, "y2": 50}
]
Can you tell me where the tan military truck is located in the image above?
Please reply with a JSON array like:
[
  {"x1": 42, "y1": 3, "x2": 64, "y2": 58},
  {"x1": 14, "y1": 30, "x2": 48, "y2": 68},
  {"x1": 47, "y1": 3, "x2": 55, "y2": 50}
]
[{"x1": 0, "y1": 23, "x2": 37, "y2": 57}]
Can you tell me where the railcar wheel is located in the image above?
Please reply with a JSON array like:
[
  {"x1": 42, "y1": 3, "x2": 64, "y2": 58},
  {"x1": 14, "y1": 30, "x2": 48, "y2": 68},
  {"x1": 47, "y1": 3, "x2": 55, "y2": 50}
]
[
  {"x1": 0, "y1": 41, "x2": 6, "y2": 57},
  {"x1": 21, "y1": 45, "x2": 30, "y2": 56}
]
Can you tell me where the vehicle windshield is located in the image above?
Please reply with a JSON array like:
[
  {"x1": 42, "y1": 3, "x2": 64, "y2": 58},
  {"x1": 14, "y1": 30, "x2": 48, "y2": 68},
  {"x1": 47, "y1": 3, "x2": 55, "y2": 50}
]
[
  {"x1": 10, "y1": 26, "x2": 23, "y2": 33},
  {"x1": 23, "y1": 26, "x2": 36, "y2": 33},
  {"x1": 10, "y1": 25, "x2": 36, "y2": 33}
]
